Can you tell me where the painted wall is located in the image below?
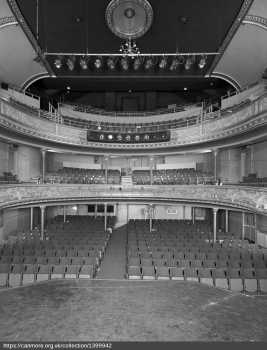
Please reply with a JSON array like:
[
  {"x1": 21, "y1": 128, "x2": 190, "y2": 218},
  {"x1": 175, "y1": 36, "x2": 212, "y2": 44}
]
[
  {"x1": 256, "y1": 214, "x2": 267, "y2": 248},
  {"x1": 217, "y1": 148, "x2": 242, "y2": 183},
  {"x1": 228, "y1": 211, "x2": 242, "y2": 238},
  {"x1": 13, "y1": 145, "x2": 41, "y2": 181}
]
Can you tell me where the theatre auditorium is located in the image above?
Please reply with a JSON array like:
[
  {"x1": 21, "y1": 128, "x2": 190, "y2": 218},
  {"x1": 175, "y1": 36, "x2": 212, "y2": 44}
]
[{"x1": 0, "y1": 0, "x2": 267, "y2": 344}]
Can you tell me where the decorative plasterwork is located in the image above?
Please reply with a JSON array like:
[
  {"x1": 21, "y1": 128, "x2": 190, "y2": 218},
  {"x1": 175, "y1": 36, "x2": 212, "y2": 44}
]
[
  {"x1": 243, "y1": 15, "x2": 267, "y2": 30},
  {"x1": 209, "y1": 72, "x2": 242, "y2": 91},
  {"x1": 207, "y1": 0, "x2": 254, "y2": 75},
  {"x1": 22, "y1": 73, "x2": 52, "y2": 91},
  {"x1": 0, "y1": 16, "x2": 18, "y2": 30},
  {"x1": 7, "y1": 0, "x2": 53, "y2": 76},
  {"x1": 105, "y1": 0, "x2": 153, "y2": 39}
]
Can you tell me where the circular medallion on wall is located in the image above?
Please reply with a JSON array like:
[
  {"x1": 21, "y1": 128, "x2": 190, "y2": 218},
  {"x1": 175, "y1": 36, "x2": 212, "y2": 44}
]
[{"x1": 105, "y1": 0, "x2": 154, "y2": 40}]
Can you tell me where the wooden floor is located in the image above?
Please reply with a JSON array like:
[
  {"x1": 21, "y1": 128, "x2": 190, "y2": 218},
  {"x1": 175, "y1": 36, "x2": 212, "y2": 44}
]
[{"x1": 0, "y1": 279, "x2": 266, "y2": 342}]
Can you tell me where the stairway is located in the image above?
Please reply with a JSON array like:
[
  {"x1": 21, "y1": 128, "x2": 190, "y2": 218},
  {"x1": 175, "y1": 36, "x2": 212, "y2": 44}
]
[
  {"x1": 96, "y1": 226, "x2": 127, "y2": 279},
  {"x1": 121, "y1": 175, "x2": 133, "y2": 186}
]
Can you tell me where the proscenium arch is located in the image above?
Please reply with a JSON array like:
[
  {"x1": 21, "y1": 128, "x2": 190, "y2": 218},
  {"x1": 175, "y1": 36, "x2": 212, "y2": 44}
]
[
  {"x1": 22, "y1": 72, "x2": 52, "y2": 92},
  {"x1": 209, "y1": 72, "x2": 242, "y2": 92}
]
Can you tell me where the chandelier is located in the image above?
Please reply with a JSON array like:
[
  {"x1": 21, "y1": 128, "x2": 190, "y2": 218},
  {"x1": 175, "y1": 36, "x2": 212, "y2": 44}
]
[{"x1": 119, "y1": 38, "x2": 140, "y2": 58}]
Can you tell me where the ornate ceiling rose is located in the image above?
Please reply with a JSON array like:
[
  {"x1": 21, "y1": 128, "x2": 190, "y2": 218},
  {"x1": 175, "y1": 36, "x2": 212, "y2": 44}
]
[{"x1": 105, "y1": 0, "x2": 153, "y2": 40}]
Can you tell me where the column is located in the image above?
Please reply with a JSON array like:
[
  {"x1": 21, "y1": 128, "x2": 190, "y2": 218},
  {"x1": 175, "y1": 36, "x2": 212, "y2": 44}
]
[
  {"x1": 149, "y1": 156, "x2": 154, "y2": 185},
  {"x1": 240, "y1": 149, "x2": 246, "y2": 181},
  {"x1": 213, "y1": 208, "x2": 218, "y2": 242},
  {"x1": 104, "y1": 203, "x2": 107, "y2": 231},
  {"x1": 104, "y1": 155, "x2": 109, "y2": 184},
  {"x1": 225, "y1": 209, "x2": 229, "y2": 233},
  {"x1": 250, "y1": 146, "x2": 254, "y2": 174},
  {"x1": 214, "y1": 149, "x2": 218, "y2": 181},
  {"x1": 254, "y1": 214, "x2": 258, "y2": 245},
  {"x1": 40, "y1": 205, "x2": 46, "y2": 240},
  {"x1": 242, "y1": 212, "x2": 245, "y2": 240},
  {"x1": 94, "y1": 204, "x2": 97, "y2": 219},
  {"x1": 30, "y1": 207, "x2": 34, "y2": 231},
  {"x1": 192, "y1": 207, "x2": 195, "y2": 224},
  {"x1": 63, "y1": 206, "x2": 66, "y2": 223},
  {"x1": 41, "y1": 149, "x2": 46, "y2": 183},
  {"x1": 149, "y1": 204, "x2": 153, "y2": 232},
  {"x1": 182, "y1": 206, "x2": 186, "y2": 220}
]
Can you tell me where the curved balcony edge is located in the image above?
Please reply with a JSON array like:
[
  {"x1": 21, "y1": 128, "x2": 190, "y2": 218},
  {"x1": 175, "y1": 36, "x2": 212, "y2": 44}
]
[{"x1": 1, "y1": 184, "x2": 267, "y2": 215}]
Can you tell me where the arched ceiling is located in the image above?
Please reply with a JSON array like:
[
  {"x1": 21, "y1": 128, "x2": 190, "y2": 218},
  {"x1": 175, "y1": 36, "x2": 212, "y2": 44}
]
[{"x1": 0, "y1": 0, "x2": 266, "y2": 92}]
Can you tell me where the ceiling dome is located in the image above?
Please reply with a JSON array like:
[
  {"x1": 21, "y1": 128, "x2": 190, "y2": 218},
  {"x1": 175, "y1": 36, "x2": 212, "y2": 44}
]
[{"x1": 105, "y1": 0, "x2": 154, "y2": 40}]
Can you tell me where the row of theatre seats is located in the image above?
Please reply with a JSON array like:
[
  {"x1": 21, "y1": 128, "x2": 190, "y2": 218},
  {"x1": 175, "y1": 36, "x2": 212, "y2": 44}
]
[
  {"x1": 132, "y1": 169, "x2": 214, "y2": 185},
  {"x1": 45, "y1": 168, "x2": 120, "y2": 184},
  {"x1": 126, "y1": 220, "x2": 267, "y2": 293},
  {"x1": 0, "y1": 217, "x2": 111, "y2": 288},
  {"x1": 0, "y1": 172, "x2": 19, "y2": 184},
  {"x1": 241, "y1": 173, "x2": 267, "y2": 187}
]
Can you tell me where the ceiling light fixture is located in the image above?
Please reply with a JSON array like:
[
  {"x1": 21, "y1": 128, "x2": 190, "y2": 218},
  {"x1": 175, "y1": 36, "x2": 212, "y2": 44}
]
[
  {"x1": 66, "y1": 56, "x2": 76, "y2": 71},
  {"x1": 185, "y1": 56, "x2": 194, "y2": 70},
  {"x1": 54, "y1": 56, "x2": 63, "y2": 69},
  {"x1": 80, "y1": 56, "x2": 89, "y2": 70},
  {"x1": 94, "y1": 57, "x2": 103, "y2": 69},
  {"x1": 198, "y1": 55, "x2": 207, "y2": 69},
  {"x1": 107, "y1": 57, "x2": 116, "y2": 70},
  {"x1": 119, "y1": 38, "x2": 140, "y2": 58},
  {"x1": 159, "y1": 56, "x2": 168, "y2": 69}
]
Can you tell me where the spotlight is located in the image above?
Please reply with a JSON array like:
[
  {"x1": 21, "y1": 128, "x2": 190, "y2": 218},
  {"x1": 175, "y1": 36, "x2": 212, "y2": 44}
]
[
  {"x1": 120, "y1": 57, "x2": 129, "y2": 71},
  {"x1": 54, "y1": 56, "x2": 63, "y2": 69},
  {"x1": 108, "y1": 134, "x2": 113, "y2": 140},
  {"x1": 159, "y1": 56, "x2": 168, "y2": 69},
  {"x1": 198, "y1": 55, "x2": 207, "y2": 69},
  {"x1": 94, "y1": 57, "x2": 103, "y2": 69},
  {"x1": 80, "y1": 56, "x2": 89, "y2": 70},
  {"x1": 133, "y1": 57, "x2": 142, "y2": 70},
  {"x1": 107, "y1": 57, "x2": 116, "y2": 70},
  {"x1": 66, "y1": 56, "x2": 76, "y2": 71},
  {"x1": 144, "y1": 57, "x2": 154, "y2": 70},
  {"x1": 185, "y1": 56, "x2": 194, "y2": 70},
  {"x1": 170, "y1": 57, "x2": 179, "y2": 71}
]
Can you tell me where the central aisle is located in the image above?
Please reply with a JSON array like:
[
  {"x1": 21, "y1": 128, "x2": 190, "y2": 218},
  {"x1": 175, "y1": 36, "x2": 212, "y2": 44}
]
[{"x1": 96, "y1": 226, "x2": 127, "y2": 279}]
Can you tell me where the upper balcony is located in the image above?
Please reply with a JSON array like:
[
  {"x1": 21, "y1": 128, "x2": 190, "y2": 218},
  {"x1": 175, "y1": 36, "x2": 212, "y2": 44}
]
[{"x1": 0, "y1": 81, "x2": 266, "y2": 154}]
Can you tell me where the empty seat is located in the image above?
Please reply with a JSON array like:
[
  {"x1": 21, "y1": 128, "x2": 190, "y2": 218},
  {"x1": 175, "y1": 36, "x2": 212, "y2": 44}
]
[
  {"x1": 190, "y1": 260, "x2": 203, "y2": 268},
  {"x1": 241, "y1": 269, "x2": 257, "y2": 292},
  {"x1": 128, "y1": 257, "x2": 140, "y2": 267},
  {"x1": 12, "y1": 256, "x2": 24, "y2": 264},
  {"x1": 65, "y1": 265, "x2": 81, "y2": 279},
  {"x1": 36, "y1": 257, "x2": 48, "y2": 265},
  {"x1": 227, "y1": 269, "x2": 243, "y2": 292},
  {"x1": 216, "y1": 260, "x2": 228, "y2": 268},
  {"x1": 51, "y1": 265, "x2": 66, "y2": 279},
  {"x1": 82, "y1": 257, "x2": 97, "y2": 266},
  {"x1": 71, "y1": 257, "x2": 83, "y2": 265},
  {"x1": 198, "y1": 268, "x2": 213, "y2": 287},
  {"x1": 207, "y1": 252, "x2": 218, "y2": 260},
  {"x1": 142, "y1": 266, "x2": 156, "y2": 280},
  {"x1": 36, "y1": 265, "x2": 51, "y2": 281},
  {"x1": 203, "y1": 260, "x2": 216, "y2": 268},
  {"x1": 253, "y1": 259, "x2": 266, "y2": 269},
  {"x1": 23, "y1": 256, "x2": 36, "y2": 264},
  {"x1": 255, "y1": 269, "x2": 267, "y2": 293},
  {"x1": 156, "y1": 266, "x2": 170, "y2": 280},
  {"x1": 0, "y1": 256, "x2": 13, "y2": 264},
  {"x1": 170, "y1": 267, "x2": 184, "y2": 281},
  {"x1": 47, "y1": 257, "x2": 60, "y2": 265},
  {"x1": 213, "y1": 268, "x2": 228, "y2": 289},
  {"x1": 184, "y1": 268, "x2": 198, "y2": 282},
  {"x1": 0, "y1": 264, "x2": 10, "y2": 287},
  {"x1": 140, "y1": 258, "x2": 153, "y2": 266},
  {"x1": 79, "y1": 265, "x2": 94, "y2": 279},
  {"x1": 59, "y1": 257, "x2": 71, "y2": 265},
  {"x1": 127, "y1": 266, "x2": 142, "y2": 280},
  {"x1": 22, "y1": 264, "x2": 37, "y2": 284},
  {"x1": 228, "y1": 260, "x2": 241, "y2": 268},
  {"x1": 241, "y1": 260, "x2": 254, "y2": 269},
  {"x1": 177, "y1": 259, "x2": 190, "y2": 268},
  {"x1": 9, "y1": 264, "x2": 24, "y2": 287}
]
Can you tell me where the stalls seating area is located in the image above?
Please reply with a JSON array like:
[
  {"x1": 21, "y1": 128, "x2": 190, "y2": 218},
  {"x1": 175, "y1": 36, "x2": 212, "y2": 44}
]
[
  {"x1": 126, "y1": 220, "x2": 267, "y2": 293},
  {"x1": 45, "y1": 167, "x2": 120, "y2": 184},
  {"x1": 0, "y1": 217, "x2": 112, "y2": 288},
  {"x1": 132, "y1": 169, "x2": 214, "y2": 185}
]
